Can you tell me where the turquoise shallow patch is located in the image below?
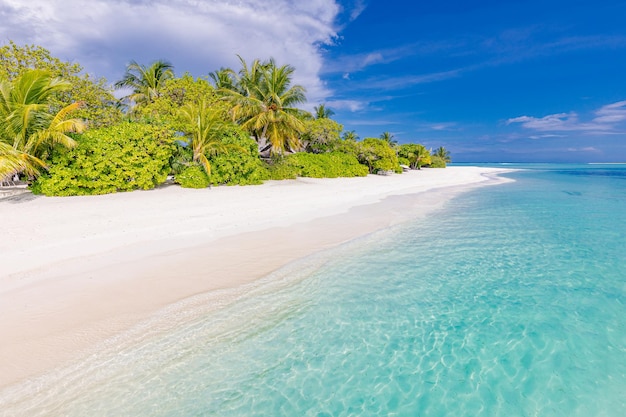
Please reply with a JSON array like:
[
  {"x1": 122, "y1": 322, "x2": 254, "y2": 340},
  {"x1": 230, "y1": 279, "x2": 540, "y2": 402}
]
[{"x1": 2, "y1": 165, "x2": 625, "y2": 416}]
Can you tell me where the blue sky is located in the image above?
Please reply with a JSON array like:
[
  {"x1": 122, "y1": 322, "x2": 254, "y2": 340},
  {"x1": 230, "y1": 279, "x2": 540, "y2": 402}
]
[{"x1": 1, "y1": 0, "x2": 625, "y2": 162}]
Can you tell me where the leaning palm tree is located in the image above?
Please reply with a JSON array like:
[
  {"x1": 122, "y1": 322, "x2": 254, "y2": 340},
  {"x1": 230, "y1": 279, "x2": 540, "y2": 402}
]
[
  {"x1": 115, "y1": 60, "x2": 174, "y2": 108},
  {"x1": 0, "y1": 70, "x2": 84, "y2": 179},
  {"x1": 222, "y1": 58, "x2": 307, "y2": 154},
  {"x1": 178, "y1": 99, "x2": 242, "y2": 176},
  {"x1": 433, "y1": 146, "x2": 452, "y2": 163}
]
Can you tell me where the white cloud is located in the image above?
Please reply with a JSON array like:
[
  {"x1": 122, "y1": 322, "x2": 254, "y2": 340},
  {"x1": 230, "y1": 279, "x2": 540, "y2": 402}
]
[
  {"x1": 429, "y1": 122, "x2": 457, "y2": 131},
  {"x1": 323, "y1": 44, "x2": 416, "y2": 74},
  {"x1": 363, "y1": 52, "x2": 384, "y2": 66},
  {"x1": 528, "y1": 134, "x2": 566, "y2": 139},
  {"x1": 325, "y1": 99, "x2": 368, "y2": 112},
  {"x1": 0, "y1": 0, "x2": 341, "y2": 104},
  {"x1": 593, "y1": 100, "x2": 626, "y2": 124},
  {"x1": 507, "y1": 101, "x2": 626, "y2": 134},
  {"x1": 344, "y1": 119, "x2": 399, "y2": 126},
  {"x1": 348, "y1": 0, "x2": 367, "y2": 21},
  {"x1": 567, "y1": 147, "x2": 600, "y2": 152},
  {"x1": 357, "y1": 68, "x2": 464, "y2": 91}
]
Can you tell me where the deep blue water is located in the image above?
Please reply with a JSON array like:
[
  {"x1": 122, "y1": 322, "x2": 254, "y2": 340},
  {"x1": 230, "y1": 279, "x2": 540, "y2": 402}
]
[{"x1": 2, "y1": 164, "x2": 625, "y2": 416}]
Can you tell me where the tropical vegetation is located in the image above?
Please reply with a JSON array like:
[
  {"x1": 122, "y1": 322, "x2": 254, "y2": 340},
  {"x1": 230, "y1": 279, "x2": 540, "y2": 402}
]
[
  {"x1": 0, "y1": 69, "x2": 85, "y2": 179},
  {"x1": 0, "y1": 42, "x2": 452, "y2": 194}
]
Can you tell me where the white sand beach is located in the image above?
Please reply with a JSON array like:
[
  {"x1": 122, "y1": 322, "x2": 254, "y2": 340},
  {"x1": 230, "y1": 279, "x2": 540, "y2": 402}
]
[{"x1": 0, "y1": 166, "x2": 512, "y2": 389}]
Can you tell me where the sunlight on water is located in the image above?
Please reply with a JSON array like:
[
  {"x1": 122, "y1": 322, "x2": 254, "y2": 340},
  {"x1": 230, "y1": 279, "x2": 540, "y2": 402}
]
[{"x1": 2, "y1": 165, "x2": 625, "y2": 416}]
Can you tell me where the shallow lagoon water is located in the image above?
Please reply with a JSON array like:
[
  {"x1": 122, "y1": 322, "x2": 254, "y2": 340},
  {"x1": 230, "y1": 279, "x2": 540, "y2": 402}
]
[{"x1": 2, "y1": 164, "x2": 625, "y2": 416}]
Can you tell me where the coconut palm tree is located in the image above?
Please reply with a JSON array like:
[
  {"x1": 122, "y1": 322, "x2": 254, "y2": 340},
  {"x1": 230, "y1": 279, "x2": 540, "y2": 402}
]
[
  {"x1": 222, "y1": 58, "x2": 307, "y2": 154},
  {"x1": 433, "y1": 146, "x2": 451, "y2": 163},
  {"x1": 314, "y1": 104, "x2": 335, "y2": 119},
  {"x1": 178, "y1": 99, "x2": 242, "y2": 176},
  {"x1": 380, "y1": 131, "x2": 398, "y2": 147},
  {"x1": 115, "y1": 60, "x2": 174, "y2": 108},
  {"x1": 0, "y1": 69, "x2": 84, "y2": 179},
  {"x1": 208, "y1": 68, "x2": 236, "y2": 90},
  {"x1": 342, "y1": 130, "x2": 359, "y2": 142}
]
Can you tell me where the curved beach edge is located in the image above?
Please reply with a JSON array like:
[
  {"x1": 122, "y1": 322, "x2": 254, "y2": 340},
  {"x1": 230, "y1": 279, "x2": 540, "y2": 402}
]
[{"x1": 0, "y1": 166, "x2": 516, "y2": 390}]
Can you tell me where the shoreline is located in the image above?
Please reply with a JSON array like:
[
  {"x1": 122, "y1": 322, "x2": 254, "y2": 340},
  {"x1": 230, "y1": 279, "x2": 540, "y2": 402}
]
[{"x1": 0, "y1": 167, "x2": 514, "y2": 390}]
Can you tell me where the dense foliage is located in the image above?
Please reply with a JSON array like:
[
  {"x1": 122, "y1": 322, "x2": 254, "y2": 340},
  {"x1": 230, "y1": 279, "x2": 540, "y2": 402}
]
[
  {"x1": 0, "y1": 70, "x2": 85, "y2": 178},
  {"x1": 208, "y1": 128, "x2": 267, "y2": 185},
  {"x1": 357, "y1": 138, "x2": 401, "y2": 174},
  {"x1": 1, "y1": 41, "x2": 453, "y2": 192},
  {"x1": 428, "y1": 155, "x2": 447, "y2": 168},
  {"x1": 31, "y1": 122, "x2": 175, "y2": 195},
  {"x1": 397, "y1": 143, "x2": 432, "y2": 169},
  {"x1": 139, "y1": 74, "x2": 222, "y2": 128},
  {"x1": 175, "y1": 165, "x2": 211, "y2": 188},
  {"x1": 0, "y1": 42, "x2": 122, "y2": 128},
  {"x1": 271, "y1": 152, "x2": 369, "y2": 179},
  {"x1": 301, "y1": 118, "x2": 343, "y2": 153}
]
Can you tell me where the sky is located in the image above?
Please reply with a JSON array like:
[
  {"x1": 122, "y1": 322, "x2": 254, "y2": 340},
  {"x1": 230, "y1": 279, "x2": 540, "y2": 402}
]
[{"x1": 1, "y1": 0, "x2": 626, "y2": 162}]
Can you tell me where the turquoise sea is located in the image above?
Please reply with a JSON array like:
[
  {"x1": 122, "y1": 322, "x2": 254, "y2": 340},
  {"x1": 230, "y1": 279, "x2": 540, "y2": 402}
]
[{"x1": 2, "y1": 164, "x2": 625, "y2": 416}]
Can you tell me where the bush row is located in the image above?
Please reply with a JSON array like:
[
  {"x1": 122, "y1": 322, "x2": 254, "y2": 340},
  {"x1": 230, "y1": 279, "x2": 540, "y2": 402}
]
[{"x1": 30, "y1": 124, "x2": 431, "y2": 195}]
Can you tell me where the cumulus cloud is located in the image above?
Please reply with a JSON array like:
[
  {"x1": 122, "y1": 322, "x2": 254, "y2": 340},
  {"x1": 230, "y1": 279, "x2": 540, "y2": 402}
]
[
  {"x1": 507, "y1": 101, "x2": 626, "y2": 134},
  {"x1": 0, "y1": 0, "x2": 341, "y2": 104}
]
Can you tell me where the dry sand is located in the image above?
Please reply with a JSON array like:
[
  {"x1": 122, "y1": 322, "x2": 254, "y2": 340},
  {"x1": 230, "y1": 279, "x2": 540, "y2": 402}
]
[{"x1": 0, "y1": 166, "x2": 513, "y2": 389}]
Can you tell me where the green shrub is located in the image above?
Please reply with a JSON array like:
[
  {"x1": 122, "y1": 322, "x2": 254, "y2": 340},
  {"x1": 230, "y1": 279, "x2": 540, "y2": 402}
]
[
  {"x1": 31, "y1": 122, "x2": 175, "y2": 196},
  {"x1": 267, "y1": 152, "x2": 368, "y2": 179},
  {"x1": 209, "y1": 129, "x2": 267, "y2": 185},
  {"x1": 397, "y1": 143, "x2": 431, "y2": 169},
  {"x1": 428, "y1": 155, "x2": 447, "y2": 168},
  {"x1": 175, "y1": 165, "x2": 211, "y2": 188},
  {"x1": 358, "y1": 138, "x2": 400, "y2": 174},
  {"x1": 264, "y1": 160, "x2": 300, "y2": 180},
  {"x1": 301, "y1": 118, "x2": 343, "y2": 153}
]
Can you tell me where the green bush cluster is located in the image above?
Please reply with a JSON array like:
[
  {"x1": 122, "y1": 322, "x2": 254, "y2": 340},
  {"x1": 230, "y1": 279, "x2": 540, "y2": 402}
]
[
  {"x1": 209, "y1": 130, "x2": 267, "y2": 185},
  {"x1": 264, "y1": 161, "x2": 300, "y2": 180},
  {"x1": 428, "y1": 156, "x2": 447, "y2": 168},
  {"x1": 175, "y1": 165, "x2": 211, "y2": 188},
  {"x1": 397, "y1": 156, "x2": 410, "y2": 167},
  {"x1": 31, "y1": 122, "x2": 175, "y2": 196},
  {"x1": 358, "y1": 138, "x2": 401, "y2": 174},
  {"x1": 267, "y1": 152, "x2": 368, "y2": 179}
]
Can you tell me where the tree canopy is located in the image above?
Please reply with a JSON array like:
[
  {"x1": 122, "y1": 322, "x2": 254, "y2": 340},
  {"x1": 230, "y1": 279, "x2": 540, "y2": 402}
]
[
  {"x1": 115, "y1": 60, "x2": 175, "y2": 110},
  {"x1": 218, "y1": 57, "x2": 307, "y2": 154}
]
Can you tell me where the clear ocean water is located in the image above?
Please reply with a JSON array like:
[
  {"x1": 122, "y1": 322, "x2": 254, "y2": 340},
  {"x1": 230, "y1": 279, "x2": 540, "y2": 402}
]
[{"x1": 2, "y1": 164, "x2": 625, "y2": 416}]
